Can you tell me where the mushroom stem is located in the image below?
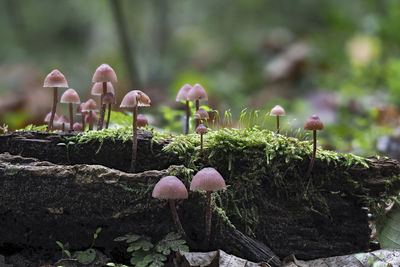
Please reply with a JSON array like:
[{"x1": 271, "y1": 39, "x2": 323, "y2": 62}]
[
  {"x1": 98, "y1": 82, "x2": 107, "y2": 130},
  {"x1": 89, "y1": 111, "x2": 93, "y2": 131},
  {"x1": 130, "y1": 105, "x2": 138, "y2": 173},
  {"x1": 200, "y1": 133, "x2": 204, "y2": 154},
  {"x1": 69, "y1": 103, "x2": 74, "y2": 130},
  {"x1": 168, "y1": 199, "x2": 186, "y2": 236},
  {"x1": 306, "y1": 130, "x2": 317, "y2": 178},
  {"x1": 82, "y1": 112, "x2": 86, "y2": 131},
  {"x1": 105, "y1": 104, "x2": 112, "y2": 129},
  {"x1": 48, "y1": 87, "x2": 58, "y2": 131},
  {"x1": 61, "y1": 123, "x2": 65, "y2": 132},
  {"x1": 205, "y1": 190, "x2": 212, "y2": 243},
  {"x1": 276, "y1": 115, "x2": 280, "y2": 134},
  {"x1": 185, "y1": 100, "x2": 190, "y2": 135},
  {"x1": 195, "y1": 99, "x2": 200, "y2": 127}
]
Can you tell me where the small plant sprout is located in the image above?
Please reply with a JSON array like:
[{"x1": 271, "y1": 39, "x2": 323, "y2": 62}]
[
  {"x1": 137, "y1": 114, "x2": 148, "y2": 127},
  {"x1": 188, "y1": 83, "x2": 208, "y2": 127},
  {"x1": 43, "y1": 69, "x2": 69, "y2": 131},
  {"x1": 304, "y1": 115, "x2": 324, "y2": 178},
  {"x1": 92, "y1": 64, "x2": 117, "y2": 130},
  {"x1": 60, "y1": 88, "x2": 81, "y2": 130},
  {"x1": 152, "y1": 176, "x2": 188, "y2": 236},
  {"x1": 72, "y1": 122, "x2": 83, "y2": 131},
  {"x1": 176, "y1": 84, "x2": 192, "y2": 135},
  {"x1": 102, "y1": 92, "x2": 116, "y2": 129},
  {"x1": 196, "y1": 124, "x2": 208, "y2": 154},
  {"x1": 58, "y1": 115, "x2": 70, "y2": 132},
  {"x1": 120, "y1": 90, "x2": 151, "y2": 173},
  {"x1": 190, "y1": 167, "x2": 226, "y2": 244},
  {"x1": 269, "y1": 105, "x2": 285, "y2": 134},
  {"x1": 82, "y1": 99, "x2": 99, "y2": 131},
  {"x1": 76, "y1": 102, "x2": 86, "y2": 130}
]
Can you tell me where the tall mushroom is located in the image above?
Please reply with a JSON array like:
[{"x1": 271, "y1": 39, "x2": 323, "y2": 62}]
[
  {"x1": 196, "y1": 124, "x2": 208, "y2": 154},
  {"x1": 102, "y1": 92, "x2": 116, "y2": 129},
  {"x1": 92, "y1": 64, "x2": 117, "y2": 130},
  {"x1": 120, "y1": 90, "x2": 151, "y2": 173},
  {"x1": 152, "y1": 176, "x2": 188, "y2": 236},
  {"x1": 304, "y1": 115, "x2": 324, "y2": 178},
  {"x1": 190, "y1": 167, "x2": 226, "y2": 243},
  {"x1": 60, "y1": 88, "x2": 81, "y2": 130},
  {"x1": 43, "y1": 69, "x2": 69, "y2": 131},
  {"x1": 176, "y1": 84, "x2": 192, "y2": 135},
  {"x1": 270, "y1": 105, "x2": 285, "y2": 134},
  {"x1": 82, "y1": 99, "x2": 99, "y2": 131},
  {"x1": 188, "y1": 84, "x2": 208, "y2": 128}
]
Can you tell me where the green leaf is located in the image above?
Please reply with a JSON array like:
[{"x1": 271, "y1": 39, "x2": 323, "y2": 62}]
[
  {"x1": 55, "y1": 241, "x2": 64, "y2": 249},
  {"x1": 96, "y1": 227, "x2": 102, "y2": 234},
  {"x1": 94, "y1": 233, "x2": 98, "y2": 239},
  {"x1": 57, "y1": 143, "x2": 66, "y2": 146},
  {"x1": 64, "y1": 250, "x2": 71, "y2": 258},
  {"x1": 177, "y1": 245, "x2": 189, "y2": 252},
  {"x1": 377, "y1": 204, "x2": 400, "y2": 248},
  {"x1": 76, "y1": 248, "x2": 96, "y2": 264}
]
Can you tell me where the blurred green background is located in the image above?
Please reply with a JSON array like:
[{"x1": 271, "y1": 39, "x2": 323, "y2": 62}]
[{"x1": 1, "y1": 0, "x2": 400, "y2": 156}]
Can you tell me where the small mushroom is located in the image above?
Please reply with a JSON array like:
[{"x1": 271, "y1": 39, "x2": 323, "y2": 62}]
[
  {"x1": 72, "y1": 122, "x2": 83, "y2": 132},
  {"x1": 137, "y1": 114, "x2": 148, "y2": 127},
  {"x1": 120, "y1": 90, "x2": 151, "y2": 173},
  {"x1": 84, "y1": 111, "x2": 99, "y2": 129},
  {"x1": 60, "y1": 88, "x2": 81, "y2": 130},
  {"x1": 190, "y1": 167, "x2": 226, "y2": 244},
  {"x1": 188, "y1": 84, "x2": 208, "y2": 127},
  {"x1": 304, "y1": 115, "x2": 324, "y2": 178},
  {"x1": 92, "y1": 64, "x2": 117, "y2": 130},
  {"x1": 76, "y1": 102, "x2": 86, "y2": 131},
  {"x1": 82, "y1": 99, "x2": 99, "y2": 131},
  {"x1": 44, "y1": 112, "x2": 59, "y2": 125},
  {"x1": 91, "y1": 82, "x2": 115, "y2": 96},
  {"x1": 102, "y1": 92, "x2": 116, "y2": 129},
  {"x1": 194, "y1": 108, "x2": 209, "y2": 124},
  {"x1": 57, "y1": 115, "x2": 69, "y2": 132},
  {"x1": 269, "y1": 105, "x2": 286, "y2": 134},
  {"x1": 152, "y1": 176, "x2": 188, "y2": 236},
  {"x1": 176, "y1": 84, "x2": 192, "y2": 135},
  {"x1": 43, "y1": 70, "x2": 69, "y2": 131},
  {"x1": 196, "y1": 124, "x2": 208, "y2": 154}
]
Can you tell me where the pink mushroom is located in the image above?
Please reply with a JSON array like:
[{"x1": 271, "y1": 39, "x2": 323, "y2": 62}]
[
  {"x1": 137, "y1": 114, "x2": 148, "y2": 127},
  {"x1": 188, "y1": 84, "x2": 208, "y2": 127},
  {"x1": 270, "y1": 105, "x2": 286, "y2": 134},
  {"x1": 43, "y1": 70, "x2": 68, "y2": 131},
  {"x1": 92, "y1": 64, "x2": 117, "y2": 130},
  {"x1": 76, "y1": 102, "x2": 86, "y2": 131},
  {"x1": 304, "y1": 115, "x2": 324, "y2": 178},
  {"x1": 82, "y1": 99, "x2": 99, "y2": 131},
  {"x1": 190, "y1": 167, "x2": 226, "y2": 243},
  {"x1": 196, "y1": 124, "x2": 208, "y2": 154},
  {"x1": 60, "y1": 88, "x2": 81, "y2": 130},
  {"x1": 152, "y1": 176, "x2": 188, "y2": 236},
  {"x1": 102, "y1": 92, "x2": 116, "y2": 129},
  {"x1": 176, "y1": 84, "x2": 192, "y2": 135},
  {"x1": 57, "y1": 115, "x2": 69, "y2": 132}
]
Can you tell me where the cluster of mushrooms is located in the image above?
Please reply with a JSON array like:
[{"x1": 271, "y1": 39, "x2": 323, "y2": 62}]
[
  {"x1": 152, "y1": 167, "x2": 226, "y2": 244},
  {"x1": 43, "y1": 64, "x2": 150, "y2": 172}
]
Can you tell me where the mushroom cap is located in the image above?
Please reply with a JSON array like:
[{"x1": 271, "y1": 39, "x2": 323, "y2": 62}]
[
  {"x1": 176, "y1": 84, "x2": 192, "y2": 101},
  {"x1": 137, "y1": 114, "x2": 148, "y2": 127},
  {"x1": 85, "y1": 111, "x2": 99, "y2": 123},
  {"x1": 270, "y1": 105, "x2": 285, "y2": 116},
  {"x1": 196, "y1": 124, "x2": 208, "y2": 134},
  {"x1": 102, "y1": 92, "x2": 116, "y2": 105},
  {"x1": 304, "y1": 115, "x2": 324, "y2": 131},
  {"x1": 190, "y1": 167, "x2": 226, "y2": 191},
  {"x1": 43, "y1": 69, "x2": 69, "y2": 88},
  {"x1": 120, "y1": 90, "x2": 151, "y2": 108},
  {"x1": 76, "y1": 102, "x2": 85, "y2": 115},
  {"x1": 44, "y1": 112, "x2": 59, "y2": 122},
  {"x1": 92, "y1": 64, "x2": 118, "y2": 83},
  {"x1": 188, "y1": 83, "x2": 208, "y2": 101},
  {"x1": 152, "y1": 176, "x2": 188, "y2": 200},
  {"x1": 135, "y1": 90, "x2": 151, "y2": 106},
  {"x1": 82, "y1": 99, "x2": 99, "y2": 112},
  {"x1": 57, "y1": 115, "x2": 69, "y2": 124},
  {"x1": 194, "y1": 108, "x2": 209, "y2": 120},
  {"x1": 72, "y1": 122, "x2": 83, "y2": 131},
  {"x1": 60, "y1": 88, "x2": 81, "y2": 104},
  {"x1": 91, "y1": 82, "x2": 115, "y2": 96}
]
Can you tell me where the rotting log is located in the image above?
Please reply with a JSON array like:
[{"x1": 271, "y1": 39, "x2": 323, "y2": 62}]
[
  {"x1": 0, "y1": 153, "x2": 280, "y2": 266},
  {"x1": 1, "y1": 130, "x2": 400, "y2": 261}
]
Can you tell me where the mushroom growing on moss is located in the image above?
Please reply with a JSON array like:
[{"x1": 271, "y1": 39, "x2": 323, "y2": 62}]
[
  {"x1": 43, "y1": 69, "x2": 69, "y2": 131},
  {"x1": 270, "y1": 105, "x2": 285, "y2": 134},
  {"x1": 82, "y1": 99, "x2": 99, "y2": 131},
  {"x1": 188, "y1": 84, "x2": 208, "y2": 127},
  {"x1": 190, "y1": 167, "x2": 226, "y2": 244},
  {"x1": 60, "y1": 88, "x2": 80, "y2": 130},
  {"x1": 196, "y1": 124, "x2": 208, "y2": 154},
  {"x1": 120, "y1": 90, "x2": 151, "y2": 173},
  {"x1": 194, "y1": 108, "x2": 209, "y2": 124},
  {"x1": 304, "y1": 115, "x2": 324, "y2": 178},
  {"x1": 92, "y1": 64, "x2": 117, "y2": 130},
  {"x1": 102, "y1": 92, "x2": 116, "y2": 129},
  {"x1": 176, "y1": 84, "x2": 192, "y2": 135},
  {"x1": 152, "y1": 176, "x2": 188, "y2": 236}
]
